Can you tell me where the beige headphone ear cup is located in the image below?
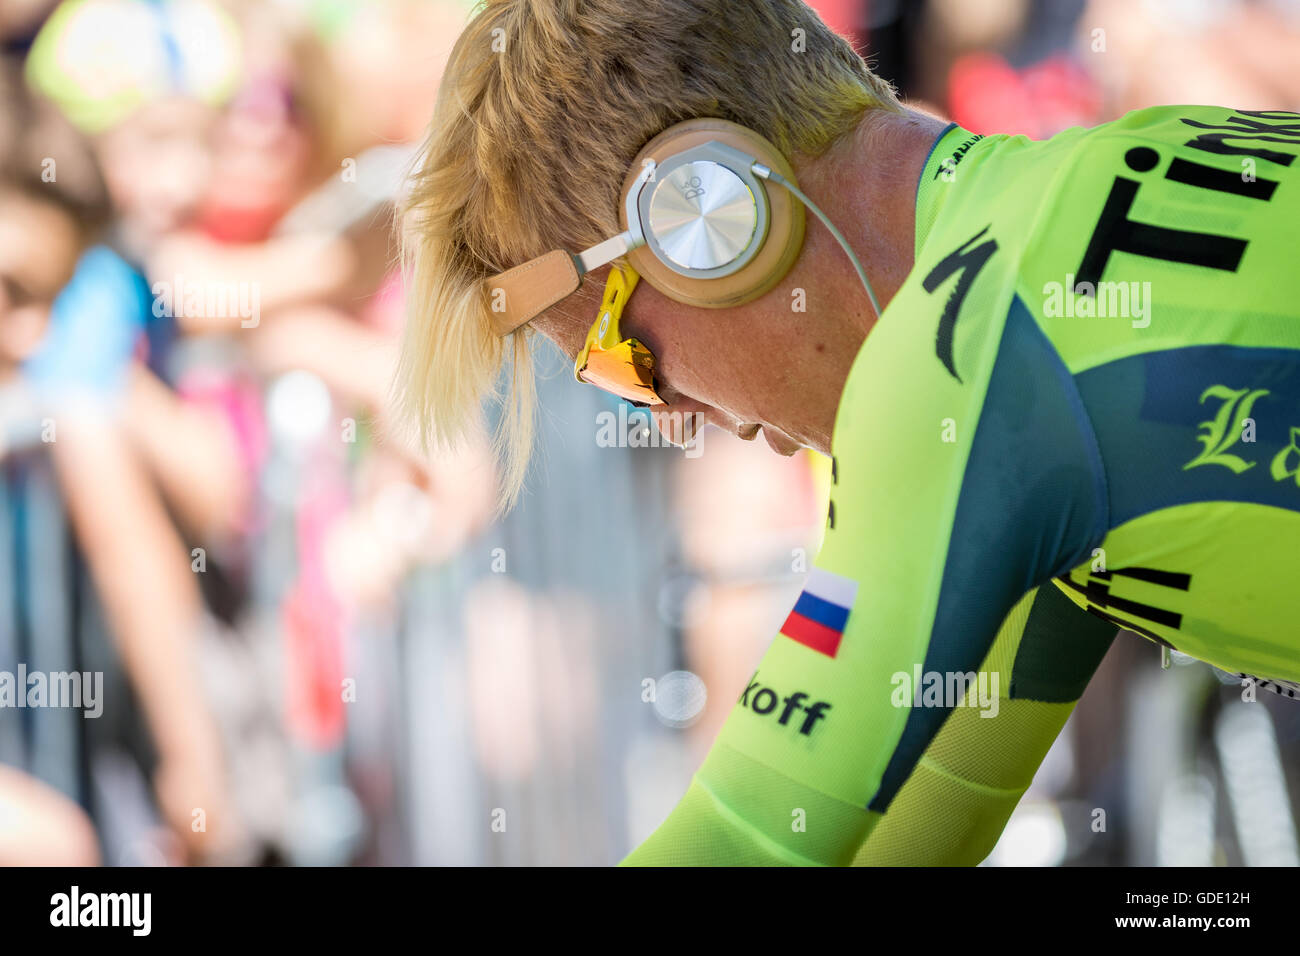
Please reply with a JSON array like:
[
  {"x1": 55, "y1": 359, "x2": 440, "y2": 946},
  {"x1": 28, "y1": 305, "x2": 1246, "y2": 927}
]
[{"x1": 619, "y1": 118, "x2": 805, "y2": 309}]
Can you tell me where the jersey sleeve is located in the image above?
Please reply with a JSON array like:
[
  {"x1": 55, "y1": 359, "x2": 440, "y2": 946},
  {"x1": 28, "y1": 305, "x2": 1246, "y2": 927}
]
[
  {"x1": 852, "y1": 582, "x2": 1117, "y2": 865},
  {"x1": 622, "y1": 237, "x2": 1110, "y2": 864}
]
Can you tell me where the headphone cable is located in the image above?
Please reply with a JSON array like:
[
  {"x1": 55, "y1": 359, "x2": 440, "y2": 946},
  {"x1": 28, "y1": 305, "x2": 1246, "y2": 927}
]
[{"x1": 752, "y1": 164, "x2": 882, "y2": 319}]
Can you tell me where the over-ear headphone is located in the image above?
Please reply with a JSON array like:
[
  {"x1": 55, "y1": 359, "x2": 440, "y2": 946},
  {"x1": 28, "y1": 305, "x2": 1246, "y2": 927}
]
[
  {"x1": 485, "y1": 118, "x2": 877, "y2": 337},
  {"x1": 617, "y1": 118, "x2": 805, "y2": 310}
]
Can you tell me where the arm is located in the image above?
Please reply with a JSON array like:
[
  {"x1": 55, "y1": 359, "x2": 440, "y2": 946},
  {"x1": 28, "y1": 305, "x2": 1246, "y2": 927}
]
[
  {"x1": 121, "y1": 362, "x2": 249, "y2": 542},
  {"x1": 0, "y1": 765, "x2": 100, "y2": 866},
  {"x1": 50, "y1": 413, "x2": 238, "y2": 861},
  {"x1": 145, "y1": 232, "x2": 358, "y2": 335},
  {"x1": 624, "y1": 259, "x2": 1109, "y2": 864},
  {"x1": 853, "y1": 582, "x2": 1117, "y2": 865},
  {"x1": 22, "y1": 247, "x2": 240, "y2": 860}
]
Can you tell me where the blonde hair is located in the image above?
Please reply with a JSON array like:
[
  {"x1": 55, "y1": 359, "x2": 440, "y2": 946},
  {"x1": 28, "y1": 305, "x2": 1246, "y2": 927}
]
[{"x1": 396, "y1": 0, "x2": 900, "y2": 511}]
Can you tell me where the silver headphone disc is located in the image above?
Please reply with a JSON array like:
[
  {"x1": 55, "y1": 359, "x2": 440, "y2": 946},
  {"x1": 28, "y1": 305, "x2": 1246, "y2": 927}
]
[{"x1": 646, "y1": 160, "x2": 758, "y2": 272}]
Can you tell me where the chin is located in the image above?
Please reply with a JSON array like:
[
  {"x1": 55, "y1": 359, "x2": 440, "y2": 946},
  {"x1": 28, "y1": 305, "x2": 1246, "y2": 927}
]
[{"x1": 762, "y1": 427, "x2": 801, "y2": 457}]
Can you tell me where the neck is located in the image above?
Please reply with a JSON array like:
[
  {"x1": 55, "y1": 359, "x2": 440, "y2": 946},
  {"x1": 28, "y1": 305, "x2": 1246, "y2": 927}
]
[
  {"x1": 776, "y1": 107, "x2": 949, "y2": 451},
  {"x1": 800, "y1": 106, "x2": 949, "y2": 331}
]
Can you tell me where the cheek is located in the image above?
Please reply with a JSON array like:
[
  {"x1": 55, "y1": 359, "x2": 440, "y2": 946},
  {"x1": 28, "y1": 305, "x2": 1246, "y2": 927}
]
[
  {"x1": 656, "y1": 316, "x2": 762, "y2": 412},
  {"x1": 159, "y1": 144, "x2": 210, "y2": 200},
  {"x1": 103, "y1": 158, "x2": 141, "y2": 213},
  {"x1": 1, "y1": 305, "x2": 50, "y2": 362}
]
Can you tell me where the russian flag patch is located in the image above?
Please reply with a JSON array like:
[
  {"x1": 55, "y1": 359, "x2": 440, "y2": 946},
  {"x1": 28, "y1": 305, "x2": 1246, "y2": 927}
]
[{"x1": 779, "y1": 567, "x2": 859, "y2": 658}]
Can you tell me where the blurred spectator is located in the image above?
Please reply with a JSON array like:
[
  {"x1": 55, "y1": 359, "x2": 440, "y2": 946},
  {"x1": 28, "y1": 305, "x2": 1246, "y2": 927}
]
[{"x1": 9, "y1": 0, "x2": 249, "y2": 864}]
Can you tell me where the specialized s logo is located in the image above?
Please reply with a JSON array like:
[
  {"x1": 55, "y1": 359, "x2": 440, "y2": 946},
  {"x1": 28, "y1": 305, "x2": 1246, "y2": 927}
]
[
  {"x1": 922, "y1": 225, "x2": 998, "y2": 382},
  {"x1": 739, "y1": 672, "x2": 831, "y2": 736}
]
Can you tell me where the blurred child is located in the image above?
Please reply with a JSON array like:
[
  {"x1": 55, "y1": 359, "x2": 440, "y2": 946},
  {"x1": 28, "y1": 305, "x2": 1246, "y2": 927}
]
[
  {"x1": 0, "y1": 67, "x2": 102, "y2": 864},
  {"x1": 18, "y1": 0, "x2": 251, "y2": 863}
]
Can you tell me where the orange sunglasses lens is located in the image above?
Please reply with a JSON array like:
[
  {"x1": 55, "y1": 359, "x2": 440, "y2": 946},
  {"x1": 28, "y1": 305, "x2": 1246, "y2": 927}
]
[{"x1": 577, "y1": 338, "x2": 665, "y2": 406}]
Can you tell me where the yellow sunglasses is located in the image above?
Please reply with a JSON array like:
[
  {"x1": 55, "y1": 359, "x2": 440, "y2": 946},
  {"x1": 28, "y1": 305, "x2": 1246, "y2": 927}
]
[{"x1": 573, "y1": 263, "x2": 665, "y2": 407}]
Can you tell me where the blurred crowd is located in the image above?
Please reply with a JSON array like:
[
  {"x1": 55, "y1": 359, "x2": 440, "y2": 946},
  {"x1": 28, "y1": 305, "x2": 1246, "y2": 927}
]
[
  {"x1": 0, "y1": 0, "x2": 489, "y2": 866},
  {"x1": 0, "y1": 0, "x2": 1297, "y2": 867}
]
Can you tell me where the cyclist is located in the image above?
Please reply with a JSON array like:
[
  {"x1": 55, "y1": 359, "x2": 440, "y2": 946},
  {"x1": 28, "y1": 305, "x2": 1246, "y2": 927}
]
[{"x1": 396, "y1": 0, "x2": 1300, "y2": 864}]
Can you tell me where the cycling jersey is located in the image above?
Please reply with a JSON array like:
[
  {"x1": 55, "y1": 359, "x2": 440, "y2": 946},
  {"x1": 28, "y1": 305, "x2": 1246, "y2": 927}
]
[{"x1": 622, "y1": 105, "x2": 1300, "y2": 866}]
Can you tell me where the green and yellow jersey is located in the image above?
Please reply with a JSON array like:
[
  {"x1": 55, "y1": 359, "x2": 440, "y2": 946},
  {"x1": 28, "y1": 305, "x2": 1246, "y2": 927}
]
[{"x1": 622, "y1": 106, "x2": 1300, "y2": 866}]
